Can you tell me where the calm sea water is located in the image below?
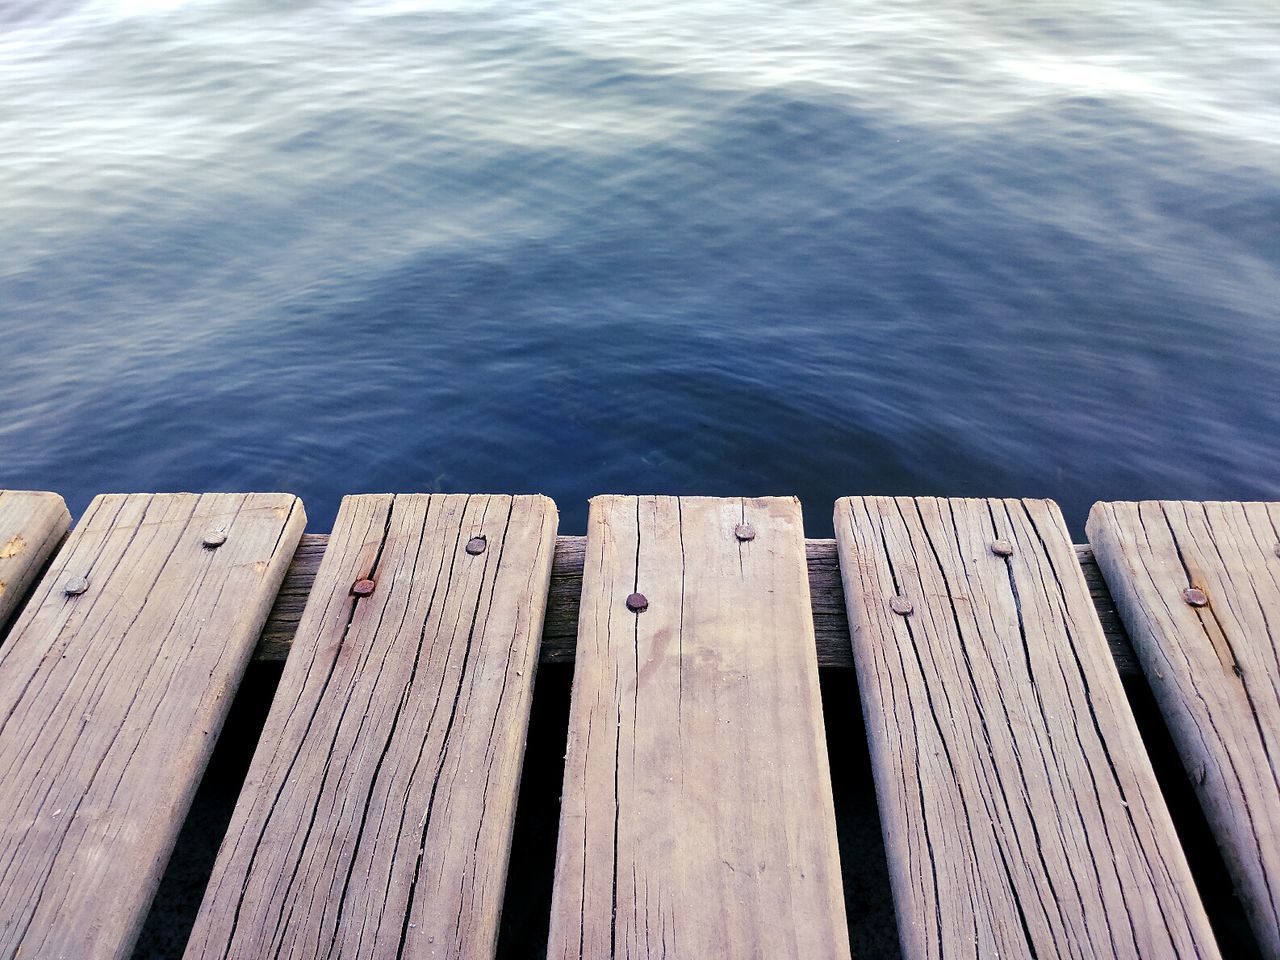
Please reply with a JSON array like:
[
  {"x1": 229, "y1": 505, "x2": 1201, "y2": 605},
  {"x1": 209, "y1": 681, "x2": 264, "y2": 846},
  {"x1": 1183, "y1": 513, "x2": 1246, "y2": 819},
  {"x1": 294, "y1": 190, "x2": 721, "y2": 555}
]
[{"x1": 2, "y1": 0, "x2": 1278, "y2": 535}]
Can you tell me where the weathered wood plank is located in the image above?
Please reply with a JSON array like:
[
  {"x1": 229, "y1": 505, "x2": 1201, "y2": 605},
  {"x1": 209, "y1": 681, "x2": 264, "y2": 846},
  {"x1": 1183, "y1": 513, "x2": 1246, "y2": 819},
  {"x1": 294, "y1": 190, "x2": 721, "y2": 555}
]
[
  {"x1": 185, "y1": 493, "x2": 558, "y2": 960},
  {"x1": 256, "y1": 535, "x2": 1139, "y2": 674},
  {"x1": 548, "y1": 496, "x2": 851, "y2": 959},
  {"x1": 835, "y1": 496, "x2": 1219, "y2": 959},
  {"x1": 0, "y1": 490, "x2": 70, "y2": 633},
  {"x1": 0, "y1": 492, "x2": 304, "y2": 960},
  {"x1": 1088, "y1": 500, "x2": 1280, "y2": 960}
]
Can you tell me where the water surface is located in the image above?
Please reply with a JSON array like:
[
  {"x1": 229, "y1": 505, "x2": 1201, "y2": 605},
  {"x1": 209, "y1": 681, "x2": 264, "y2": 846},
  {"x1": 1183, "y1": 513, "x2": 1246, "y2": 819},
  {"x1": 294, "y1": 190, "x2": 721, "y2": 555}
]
[{"x1": 3, "y1": 0, "x2": 1278, "y2": 534}]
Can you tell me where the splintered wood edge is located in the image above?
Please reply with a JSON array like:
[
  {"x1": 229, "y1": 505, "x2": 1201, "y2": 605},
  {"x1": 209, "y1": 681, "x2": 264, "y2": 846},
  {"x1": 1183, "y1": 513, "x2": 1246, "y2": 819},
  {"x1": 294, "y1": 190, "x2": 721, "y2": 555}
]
[{"x1": 255, "y1": 535, "x2": 1138, "y2": 675}]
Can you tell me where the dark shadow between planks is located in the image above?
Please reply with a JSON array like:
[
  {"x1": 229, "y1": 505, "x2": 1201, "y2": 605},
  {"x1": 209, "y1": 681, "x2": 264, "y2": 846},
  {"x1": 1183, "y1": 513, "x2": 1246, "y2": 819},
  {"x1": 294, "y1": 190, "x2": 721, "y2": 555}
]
[{"x1": 133, "y1": 662, "x2": 286, "y2": 959}]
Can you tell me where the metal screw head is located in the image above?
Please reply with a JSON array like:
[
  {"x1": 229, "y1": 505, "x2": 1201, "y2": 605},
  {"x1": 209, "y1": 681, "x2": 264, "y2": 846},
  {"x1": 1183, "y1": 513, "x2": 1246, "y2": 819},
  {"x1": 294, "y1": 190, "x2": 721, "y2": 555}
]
[
  {"x1": 63, "y1": 576, "x2": 89, "y2": 597},
  {"x1": 626, "y1": 592, "x2": 649, "y2": 613},
  {"x1": 203, "y1": 529, "x2": 227, "y2": 548},
  {"x1": 734, "y1": 523, "x2": 756, "y2": 542},
  {"x1": 990, "y1": 539, "x2": 1013, "y2": 558},
  {"x1": 1183, "y1": 587, "x2": 1209, "y2": 608},
  {"x1": 465, "y1": 536, "x2": 487, "y2": 556},
  {"x1": 351, "y1": 579, "x2": 377, "y2": 597},
  {"x1": 889, "y1": 595, "x2": 913, "y2": 616}
]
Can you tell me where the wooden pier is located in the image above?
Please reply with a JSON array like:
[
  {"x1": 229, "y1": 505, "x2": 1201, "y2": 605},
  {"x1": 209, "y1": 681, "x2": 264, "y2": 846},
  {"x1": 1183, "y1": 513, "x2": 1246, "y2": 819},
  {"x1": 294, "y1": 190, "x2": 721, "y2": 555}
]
[{"x1": 0, "y1": 490, "x2": 1275, "y2": 959}]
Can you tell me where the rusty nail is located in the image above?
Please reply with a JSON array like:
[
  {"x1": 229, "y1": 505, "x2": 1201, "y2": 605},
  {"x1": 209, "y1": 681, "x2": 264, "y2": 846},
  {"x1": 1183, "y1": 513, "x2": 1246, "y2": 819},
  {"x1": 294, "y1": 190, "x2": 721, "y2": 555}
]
[
  {"x1": 64, "y1": 576, "x2": 89, "y2": 597},
  {"x1": 734, "y1": 523, "x2": 756, "y2": 542},
  {"x1": 990, "y1": 539, "x2": 1013, "y2": 558},
  {"x1": 1183, "y1": 587, "x2": 1209, "y2": 608},
  {"x1": 351, "y1": 579, "x2": 377, "y2": 597},
  {"x1": 465, "y1": 536, "x2": 487, "y2": 556},
  {"x1": 626, "y1": 592, "x2": 649, "y2": 613},
  {"x1": 890, "y1": 595, "x2": 913, "y2": 616},
  {"x1": 203, "y1": 529, "x2": 227, "y2": 548}
]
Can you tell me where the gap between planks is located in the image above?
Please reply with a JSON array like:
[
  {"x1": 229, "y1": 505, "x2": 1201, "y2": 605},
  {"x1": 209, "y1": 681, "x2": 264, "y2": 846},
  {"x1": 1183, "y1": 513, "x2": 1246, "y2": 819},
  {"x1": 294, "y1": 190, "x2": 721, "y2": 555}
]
[{"x1": 255, "y1": 534, "x2": 1139, "y2": 674}]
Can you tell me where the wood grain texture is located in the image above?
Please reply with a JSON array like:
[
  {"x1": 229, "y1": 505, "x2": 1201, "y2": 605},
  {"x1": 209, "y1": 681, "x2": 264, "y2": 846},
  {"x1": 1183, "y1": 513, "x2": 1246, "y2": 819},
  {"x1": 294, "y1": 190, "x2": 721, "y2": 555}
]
[
  {"x1": 185, "y1": 493, "x2": 558, "y2": 960},
  {"x1": 548, "y1": 496, "x2": 851, "y2": 960},
  {"x1": 0, "y1": 490, "x2": 70, "y2": 634},
  {"x1": 256, "y1": 536, "x2": 1139, "y2": 675},
  {"x1": 1088, "y1": 500, "x2": 1280, "y2": 960},
  {"x1": 0, "y1": 492, "x2": 304, "y2": 960},
  {"x1": 836, "y1": 496, "x2": 1219, "y2": 960}
]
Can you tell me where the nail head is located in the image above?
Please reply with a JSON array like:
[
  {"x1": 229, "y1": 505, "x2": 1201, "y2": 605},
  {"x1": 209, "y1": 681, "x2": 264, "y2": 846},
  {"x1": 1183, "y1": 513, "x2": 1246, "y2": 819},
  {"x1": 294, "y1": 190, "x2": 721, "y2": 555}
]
[
  {"x1": 990, "y1": 539, "x2": 1013, "y2": 558},
  {"x1": 734, "y1": 523, "x2": 756, "y2": 542},
  {"x1": 1183, "y1": 587, "x2": 1209, "y2": 608},
  {"x1": 351, "y1": 579, "x2": 377, "y2": 597},
  {"x1": 203, "y1": 529, "x2": 227, "y2": 548},
  {"x1": 64, "y1": 577, "x2": 89, "y2": 597},
  {"x1": 465, "y1": 536, "x2": 487, "y2": 556},
  {"x1": 626, "y1": 592, "x2": 649, "y2": 613},
  {"x1": 890, "y1": 595, "x2": 913, "y2": 616}
]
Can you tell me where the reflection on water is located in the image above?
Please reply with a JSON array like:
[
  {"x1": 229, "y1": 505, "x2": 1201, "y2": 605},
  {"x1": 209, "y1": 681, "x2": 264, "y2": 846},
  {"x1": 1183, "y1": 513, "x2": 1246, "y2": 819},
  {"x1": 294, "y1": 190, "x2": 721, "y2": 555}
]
[{"x1": 2, "y1": 0, "x2": 1278, "y2": 533}]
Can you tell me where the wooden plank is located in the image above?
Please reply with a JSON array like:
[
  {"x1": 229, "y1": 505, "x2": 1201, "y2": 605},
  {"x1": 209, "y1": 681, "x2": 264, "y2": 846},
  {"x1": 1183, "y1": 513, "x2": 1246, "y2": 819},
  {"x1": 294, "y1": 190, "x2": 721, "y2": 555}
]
[
  {"x1": 548, "y1": 496, "x2": 851, "y2": 959},
  {"x1": 185, "y1": 493, "x2": 558, "y2": 960},
  {"x1": 835, "y1": 496, "x2": 1220, "y2": 959},
  {"x1": 256, "y1": 535, "x2": 1140, "y2": 674},
  {"x1": 1088, "y1": 500, "x2": 1280, "y2": 960},
  {"x1": 0, "y1": 492, "x2": 304, "y2": 960},
  {"x1": 0, "y1": 490, "x2": 70, "y2": 633}
]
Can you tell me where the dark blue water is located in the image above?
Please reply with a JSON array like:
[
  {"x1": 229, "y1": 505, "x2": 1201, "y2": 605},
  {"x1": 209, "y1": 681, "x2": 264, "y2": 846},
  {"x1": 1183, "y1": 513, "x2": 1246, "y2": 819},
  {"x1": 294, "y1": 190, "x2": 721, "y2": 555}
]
[{"x1": 3, "y1": 0, "x2": 1278, "y2": 535}]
